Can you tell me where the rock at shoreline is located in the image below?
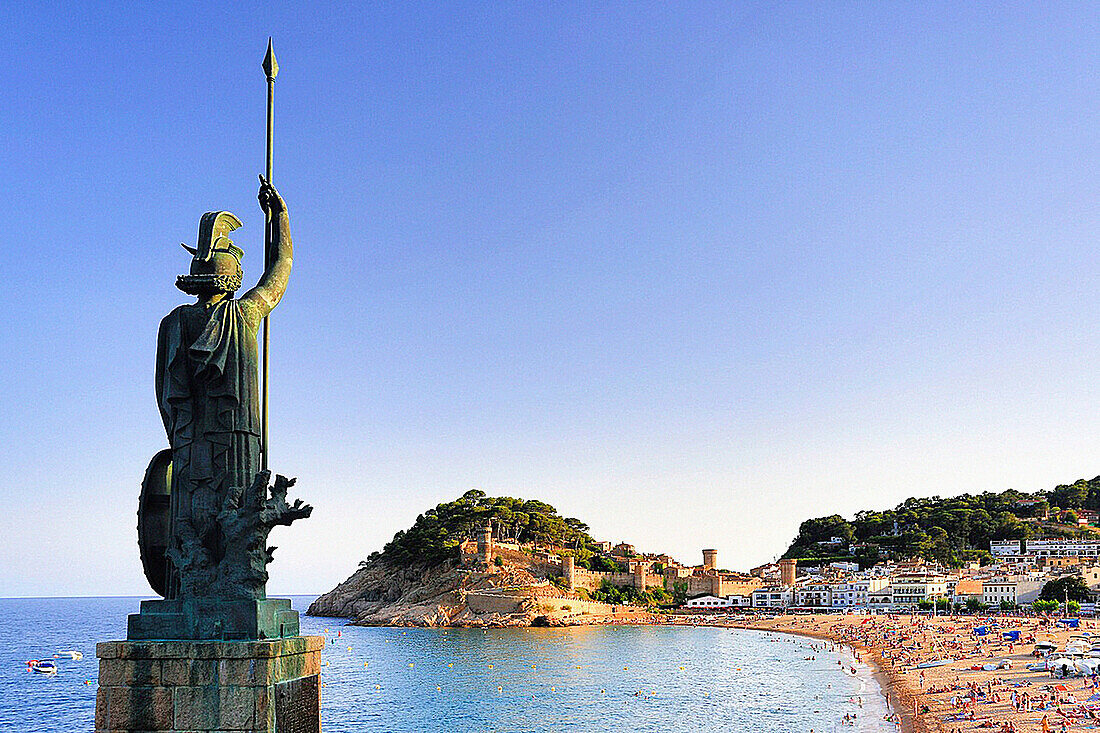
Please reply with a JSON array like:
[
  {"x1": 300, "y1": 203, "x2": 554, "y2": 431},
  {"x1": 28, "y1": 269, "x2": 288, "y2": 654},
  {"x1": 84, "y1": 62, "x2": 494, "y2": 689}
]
[{"x1": 308, "y1": 558, "x2": 571, "y2": 627}]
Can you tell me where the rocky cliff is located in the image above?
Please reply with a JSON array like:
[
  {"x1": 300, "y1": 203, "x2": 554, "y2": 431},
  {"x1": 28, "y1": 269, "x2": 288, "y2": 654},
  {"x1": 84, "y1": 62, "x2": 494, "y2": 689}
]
[
  {"x1": 307, "y1": 558, "x2": 570, "y2": 627},
  {"x1": 308, "y1": 489, "x2": 609, "y2": 627}
]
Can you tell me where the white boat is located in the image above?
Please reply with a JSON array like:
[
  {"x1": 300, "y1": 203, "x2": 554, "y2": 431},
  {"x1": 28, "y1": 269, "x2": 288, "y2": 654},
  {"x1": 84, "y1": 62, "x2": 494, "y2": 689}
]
[
  {"x1": 31, "y1": 660, "x2": 57, "y2": 675},
  {"x1": 56, "y1": 651, "x2": 82, "y2": 660},
  {"x1": 917, "y1": 659, "x2": 952, "y2": 669}
]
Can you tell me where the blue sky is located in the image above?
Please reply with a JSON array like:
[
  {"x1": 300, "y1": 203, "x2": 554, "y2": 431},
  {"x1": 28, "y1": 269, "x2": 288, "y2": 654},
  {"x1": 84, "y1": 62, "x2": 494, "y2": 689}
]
[{"x1": 2, "y1": 3, "x2": 1100, "y2": 596}]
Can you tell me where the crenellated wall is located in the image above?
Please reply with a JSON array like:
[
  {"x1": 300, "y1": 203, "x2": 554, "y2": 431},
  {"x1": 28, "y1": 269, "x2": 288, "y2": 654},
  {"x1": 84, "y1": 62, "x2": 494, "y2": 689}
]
[{"x1": 565, "y1": 568, "x2": 667, "y2": 593}]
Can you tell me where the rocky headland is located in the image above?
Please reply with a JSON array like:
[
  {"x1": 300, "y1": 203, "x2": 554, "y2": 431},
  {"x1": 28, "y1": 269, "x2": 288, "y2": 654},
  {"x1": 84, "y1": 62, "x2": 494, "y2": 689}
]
[
  {"x1": 308, "y1": 490, "x2": 644, "y2": 627},
  {"x1": 308, "y1": 556, "x2": 571, "y2": 627}
]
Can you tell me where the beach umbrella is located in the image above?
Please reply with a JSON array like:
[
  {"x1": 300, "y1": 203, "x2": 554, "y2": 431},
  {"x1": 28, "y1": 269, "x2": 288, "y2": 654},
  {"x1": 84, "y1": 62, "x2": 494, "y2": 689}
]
[
  {"x1": 1051, "y1": 658, "x2": 1077, "y2": 676},
  {"x1": 1075, "y1": 658, "x2": 1100, "y2": 675}
]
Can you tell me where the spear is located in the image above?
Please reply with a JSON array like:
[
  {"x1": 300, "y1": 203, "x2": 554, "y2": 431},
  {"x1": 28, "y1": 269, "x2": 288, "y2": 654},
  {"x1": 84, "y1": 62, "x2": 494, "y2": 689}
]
[{"x1": 261, "y1": 38, "x2": 278, "y2": 471}]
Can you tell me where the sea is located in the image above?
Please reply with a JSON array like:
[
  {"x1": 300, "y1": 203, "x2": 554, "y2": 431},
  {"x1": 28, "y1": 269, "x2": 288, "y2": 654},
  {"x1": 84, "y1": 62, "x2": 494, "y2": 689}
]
[{"x1": 0, "y1": 597, "x2": 897, "y2": 732}]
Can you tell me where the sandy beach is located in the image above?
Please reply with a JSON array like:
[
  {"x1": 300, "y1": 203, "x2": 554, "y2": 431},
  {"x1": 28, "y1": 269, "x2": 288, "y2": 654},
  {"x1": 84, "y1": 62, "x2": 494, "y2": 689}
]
[{"x1": 706, "y1": 613, "x2": 1100, "y2": 733}]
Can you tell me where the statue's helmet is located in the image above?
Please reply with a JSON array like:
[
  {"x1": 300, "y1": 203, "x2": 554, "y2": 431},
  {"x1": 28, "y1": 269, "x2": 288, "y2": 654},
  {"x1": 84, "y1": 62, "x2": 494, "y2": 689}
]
[{"x1": 176, "y1": 212, "x2": 245, "y2": 296}]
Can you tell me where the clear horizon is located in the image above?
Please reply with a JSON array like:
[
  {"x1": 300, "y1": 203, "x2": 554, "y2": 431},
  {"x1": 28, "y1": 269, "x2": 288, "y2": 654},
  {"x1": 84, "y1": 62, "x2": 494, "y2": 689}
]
[{"x1": 3, "y1": 3, "x2": 1100, "y2": 597}]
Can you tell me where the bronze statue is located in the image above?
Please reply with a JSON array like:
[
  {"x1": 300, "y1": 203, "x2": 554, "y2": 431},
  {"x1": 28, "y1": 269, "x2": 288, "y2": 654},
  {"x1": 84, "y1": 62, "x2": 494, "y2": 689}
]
[
  {"x1": 150, "y1": 176, "x2": 309, "y2": 602},
  {"x1": 137, "y1": 177, "x2": 310, "y2": 606},
  {"x1": 130, "y1": 41, "x2": 309, "y2": 641}
]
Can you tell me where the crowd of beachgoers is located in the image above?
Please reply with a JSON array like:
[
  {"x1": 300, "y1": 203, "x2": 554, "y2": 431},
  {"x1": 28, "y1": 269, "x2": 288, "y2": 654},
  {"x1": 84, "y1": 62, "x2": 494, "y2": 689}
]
[{"x1": 692, "y1": 612, "x2": 1100, "y2": 733}]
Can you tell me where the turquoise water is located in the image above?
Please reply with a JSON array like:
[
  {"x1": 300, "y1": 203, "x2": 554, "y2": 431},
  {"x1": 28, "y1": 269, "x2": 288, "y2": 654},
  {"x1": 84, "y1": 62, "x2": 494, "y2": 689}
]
[{"x1": 0, "y1": 597, "x2": 895, "y2": 732}]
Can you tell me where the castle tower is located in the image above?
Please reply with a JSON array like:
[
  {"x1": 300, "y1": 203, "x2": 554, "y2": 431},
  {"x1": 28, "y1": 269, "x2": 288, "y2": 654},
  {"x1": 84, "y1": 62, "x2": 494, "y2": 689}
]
[
  {"x1": 633, "y1": 561, "x2": 647, "y2": 590},
  {"x1": 779, "y1": 558, "x2": 797, "y2": 587},
  {"x1": 702, "y1": 548, "x2": 718, "y2": 571},
  {"x1": 478, "y1": 523, "x2": 493, "y2": 566},
  {"x1": 563, "y1": 555, "x2": 576, "y2": 591}
]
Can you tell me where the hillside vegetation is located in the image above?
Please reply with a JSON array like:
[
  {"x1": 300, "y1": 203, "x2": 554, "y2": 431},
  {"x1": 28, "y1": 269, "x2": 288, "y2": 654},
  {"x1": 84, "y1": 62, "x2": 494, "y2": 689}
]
[
  {"x1": 367, "y1": 489, "x2": 597, "y2": 567},
  {"x1": 310, "y1": 489, "x2": 611, "y2": 626},
  {"x1": 783, "y1": 476, "x2": 1100, "y2": 568}
]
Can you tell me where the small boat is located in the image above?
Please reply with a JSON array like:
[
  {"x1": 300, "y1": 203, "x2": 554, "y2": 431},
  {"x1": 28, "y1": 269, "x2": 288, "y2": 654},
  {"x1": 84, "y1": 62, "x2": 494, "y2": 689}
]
[
  {"x1": 55, "y1": 651, "x2": 82, "y2": 660},
  {"x1": 1065, "y1": 639, "x2": 1090, "y2": 656},
  {"x1": 31, "y1": 660, "x2": 57, "y2": 675},
  {"x1": 917, "y1": 659, "x2": 952, "y2": 669}
]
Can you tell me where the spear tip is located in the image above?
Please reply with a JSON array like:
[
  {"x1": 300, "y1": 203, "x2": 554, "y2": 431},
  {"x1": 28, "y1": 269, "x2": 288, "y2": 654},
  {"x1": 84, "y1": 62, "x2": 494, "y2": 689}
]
[{"x1": 262, "y1": 37, "x2": 279, "y2": 80}]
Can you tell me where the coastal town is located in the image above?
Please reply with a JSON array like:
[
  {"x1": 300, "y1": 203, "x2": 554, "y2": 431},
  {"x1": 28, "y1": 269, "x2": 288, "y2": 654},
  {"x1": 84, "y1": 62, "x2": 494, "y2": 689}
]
[
  {"x1": 681, "y1": 537, "x2": 1100, "y2": 615},
  {"x1": 312, "y1": 520, "x2": 1100, "y2": 732},
  {"x1": 460, "y1": 524, "x2": 1100, "y2": 617}
]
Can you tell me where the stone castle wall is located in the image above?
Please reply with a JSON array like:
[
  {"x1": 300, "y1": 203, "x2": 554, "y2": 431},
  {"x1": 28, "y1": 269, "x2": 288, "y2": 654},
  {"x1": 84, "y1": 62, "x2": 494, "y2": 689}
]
[
  {"x1": 466, "y1": 592, "x2": 526, "y2": 615},
  {"x1": 466, "y1": 591, "x2": 634, "y2": 620},
  {"x1": 566, "y1": 568, "x2": 668, "y2": 592}
]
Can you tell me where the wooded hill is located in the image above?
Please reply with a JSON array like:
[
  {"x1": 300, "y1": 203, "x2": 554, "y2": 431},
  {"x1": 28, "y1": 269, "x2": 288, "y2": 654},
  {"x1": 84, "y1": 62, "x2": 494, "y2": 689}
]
[
  {"x1": 364, "y1": 489, "x2": 602, "y2": 568},
  {"x1": 782, "y1": 476, "x2": 1100, "y2": 568}
]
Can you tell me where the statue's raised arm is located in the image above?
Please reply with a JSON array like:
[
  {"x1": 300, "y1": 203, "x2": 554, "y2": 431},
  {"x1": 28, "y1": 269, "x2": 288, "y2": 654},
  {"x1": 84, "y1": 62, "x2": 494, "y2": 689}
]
[{"x1": 241, "y1": 174, "x2": 293, "y2": 318}]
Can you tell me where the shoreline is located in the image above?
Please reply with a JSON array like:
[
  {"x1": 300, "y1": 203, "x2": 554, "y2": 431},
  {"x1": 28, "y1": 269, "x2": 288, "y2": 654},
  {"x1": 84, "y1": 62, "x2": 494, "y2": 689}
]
[
  {"x1": 722, "y1": 620, "x2": 919, "y2": 733},
  {"x1": 316, "y1": 610, "x2": 1099, "y2": 732},
  {"x1": 315, "y1": 611, "x2": 910, "y2": 731},
  {"x1": 700, "y1": 612, "x2": 1100, "y2": 733}
]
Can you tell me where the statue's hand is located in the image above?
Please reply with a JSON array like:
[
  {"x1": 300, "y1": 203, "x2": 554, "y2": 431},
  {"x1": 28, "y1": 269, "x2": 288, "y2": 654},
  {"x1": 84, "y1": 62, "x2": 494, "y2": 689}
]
[{"x1": 257, "y1": 174, "x2": 286, "y2": 216}]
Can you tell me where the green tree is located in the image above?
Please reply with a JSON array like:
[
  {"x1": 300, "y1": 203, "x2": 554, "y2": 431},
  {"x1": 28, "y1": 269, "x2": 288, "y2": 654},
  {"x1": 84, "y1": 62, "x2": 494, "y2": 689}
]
[
  {"x1": 1067, "y1": 600, "x2": 1082, "y2": 615},
  {"x1": 1032, "y1": 599, "x2": 1059, "y2": 613},
  {"x1": 999, "y1": 600, "x2": 1016, "y2": 611},
  {"x1": 927, "y1": 526, "x2": 957, "y2": 566},
  {"x1": 371, "y1": 490, "x2": 598, "y2": 567},
  {"x1": 1051, "y1": 480, "x2": 1089, "y2": 510},
  {"x1": 589, "y1": 556, "x2": 625, "y2": 573},
  {"x1": 783, "y1": 515, "x2": 854, "y2": 558},
  {"x1": 1039, "y1": 576, "x2": 1091, "y2": 603}
]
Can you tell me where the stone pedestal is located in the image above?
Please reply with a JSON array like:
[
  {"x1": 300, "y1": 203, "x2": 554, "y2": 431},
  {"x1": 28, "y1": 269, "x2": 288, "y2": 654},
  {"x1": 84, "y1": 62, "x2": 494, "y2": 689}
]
[
  {"x1": 95, "y1": 636, "x2": 322, "y2": 732},
  {"x1": 127, "y1": 598, "x2": 301, "y2": 641}
]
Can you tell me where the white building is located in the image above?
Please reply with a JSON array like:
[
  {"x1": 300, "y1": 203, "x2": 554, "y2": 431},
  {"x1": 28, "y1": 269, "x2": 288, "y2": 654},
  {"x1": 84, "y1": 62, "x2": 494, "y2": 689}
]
[
  {"x1": 751, "y1": 587, "x2": 793, "y2": 608},
  {"x1": 868, "y1": 586, "x2": 894, "y2": 611},
  {"x1": 990, "y1": 540, "x2": 1022, "y2": 558},
  {"x1": 991, "y1": 539, "x2": 1100, "y2": 559},
  {"x1": 982, "y1": 578, "x2": 1043, "y2": 607},
  {"x1": 829, "y1": 577, "x2": 889, "y2": 608},
  {"x1": 684, "y1": 595, "x2": 743, "y2": 609},
  {"x1": 890, "y1": 573, "x2": 949, "y2": 608},
  {"x1": 795, "y1": 584, "x2": 831, "y2": 608}
]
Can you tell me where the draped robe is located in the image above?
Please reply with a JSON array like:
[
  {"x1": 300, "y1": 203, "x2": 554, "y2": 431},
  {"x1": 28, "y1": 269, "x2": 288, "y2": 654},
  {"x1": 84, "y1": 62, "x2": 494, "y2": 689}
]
[{"x1": 155, "y1": 298, "x2": 264, "y2": 598}]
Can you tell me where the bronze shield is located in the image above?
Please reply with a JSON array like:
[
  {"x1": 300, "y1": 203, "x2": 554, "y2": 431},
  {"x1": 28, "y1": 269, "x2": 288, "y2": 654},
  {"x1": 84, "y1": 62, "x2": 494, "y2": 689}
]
[{"x1": 138, "y1": 449, "x2": 173, "y2": 597}]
